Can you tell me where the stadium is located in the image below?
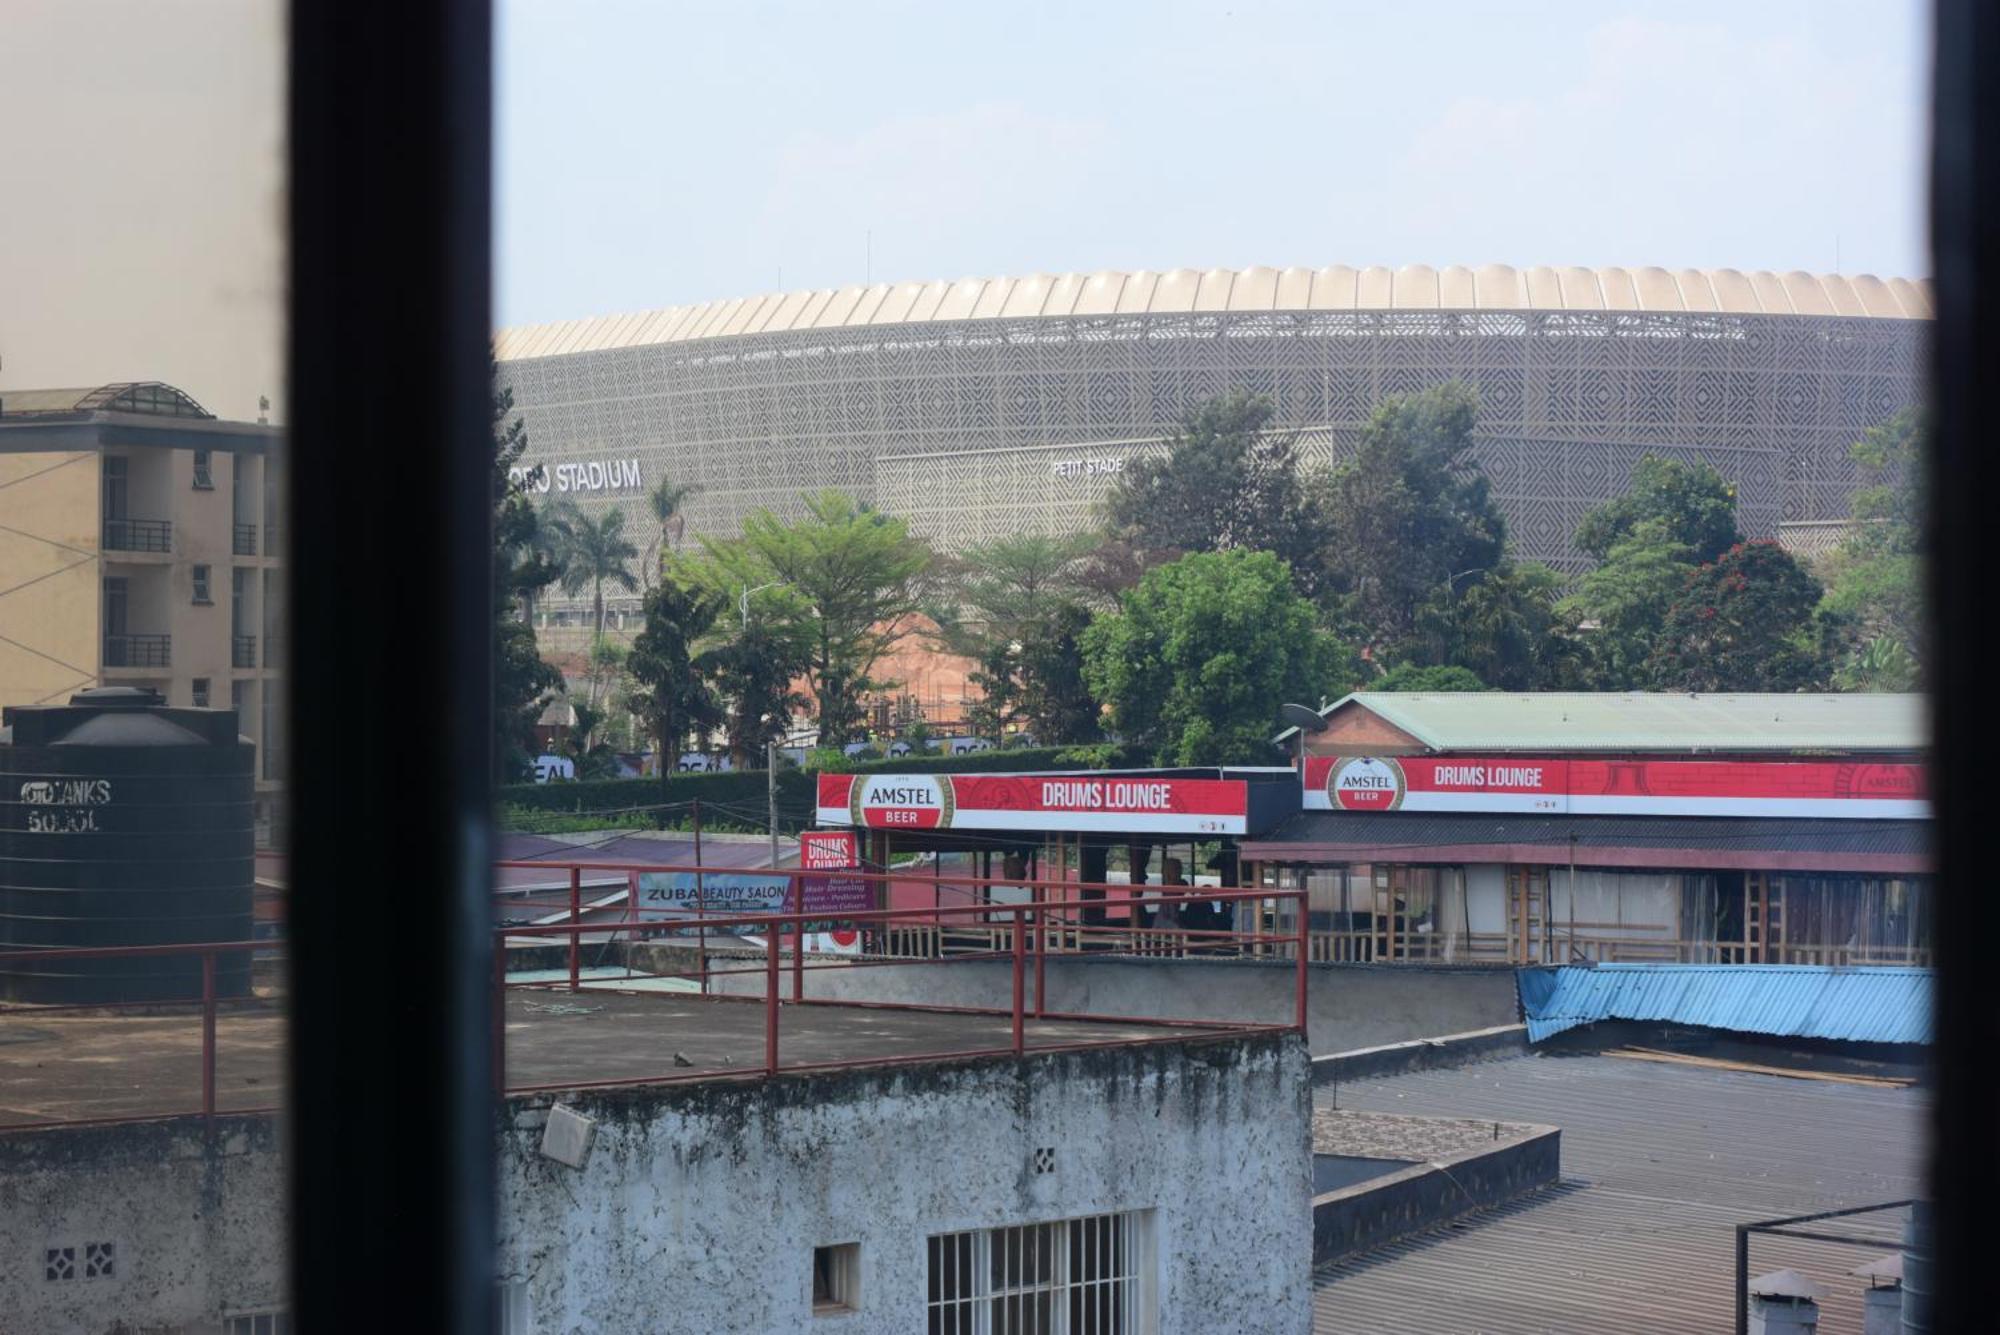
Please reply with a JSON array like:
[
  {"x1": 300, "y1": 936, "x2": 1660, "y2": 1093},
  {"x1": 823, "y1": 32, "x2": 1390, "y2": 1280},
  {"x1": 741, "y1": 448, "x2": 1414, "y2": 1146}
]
[{"x1": 494, "y1": 263, "x2": 1931, "y2": 630}]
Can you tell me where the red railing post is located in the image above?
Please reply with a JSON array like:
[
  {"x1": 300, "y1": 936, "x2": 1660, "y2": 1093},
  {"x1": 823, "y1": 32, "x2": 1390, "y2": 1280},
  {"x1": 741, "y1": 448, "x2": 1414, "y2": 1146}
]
[
  {"x1": 765, "y1": 920, "x2": 781, "y2": 1075},
  {"x1": 791, "y1": 918, "x2": 805, "y2": 1005},
  {"x1": 1032, "y1": 904, "x2": 1046, "y2": 1019},
  {"x1": 568, "y1": 865, "x2": 582, "y2": 993},
  {"x1": 1294, "y1": 887, "x2": 1310, "y2": 1033},
  {"x1": 492, "y1": 937, "x2": 509, "y2": 1097},
  {"x1": 1011, "y1": 907, "x2": 1026, "y2": 1055},
  {"x1": 201, "y1": 951, "x2": 217, "y2": 1121}
]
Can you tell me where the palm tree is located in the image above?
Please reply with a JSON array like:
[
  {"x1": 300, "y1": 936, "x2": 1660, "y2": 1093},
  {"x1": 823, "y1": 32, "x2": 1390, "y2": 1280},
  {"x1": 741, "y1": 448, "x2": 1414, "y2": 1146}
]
[
  {"x1": 550, "y1": 502, "x2": 640, "y2": 648},
  {"x1": 645, "y1": 477, "x2": 700, "y2": 584}
]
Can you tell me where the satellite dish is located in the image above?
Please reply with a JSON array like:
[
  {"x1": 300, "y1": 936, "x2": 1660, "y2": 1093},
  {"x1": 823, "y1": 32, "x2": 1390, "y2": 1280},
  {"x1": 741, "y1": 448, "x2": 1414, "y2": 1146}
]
[{"x1": 1279, "y1": 702, "x2": 1328, "y2": 733}]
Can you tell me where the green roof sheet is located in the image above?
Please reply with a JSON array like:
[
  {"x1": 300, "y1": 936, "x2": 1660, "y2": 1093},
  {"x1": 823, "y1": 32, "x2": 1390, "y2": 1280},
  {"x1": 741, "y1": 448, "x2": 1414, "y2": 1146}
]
[{"x1": 1314, "y1": 692, "x2": 1926, "y2": 754}]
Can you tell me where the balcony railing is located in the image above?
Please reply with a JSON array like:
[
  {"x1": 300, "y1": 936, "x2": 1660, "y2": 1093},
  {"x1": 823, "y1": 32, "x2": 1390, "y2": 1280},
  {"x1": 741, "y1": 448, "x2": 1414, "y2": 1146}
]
[
  {"x1": 232, "y1": 635, "x2": 257, "y2": 669},
  {"x1": 104, "y1": 633, "x2": 171, "y2": 668},
  {"x1": 102, "y1": 518, "x2": 172, "y2": 554},
  {"x1": 232, "y1": 523, "x2": 258, "y2": 556}
]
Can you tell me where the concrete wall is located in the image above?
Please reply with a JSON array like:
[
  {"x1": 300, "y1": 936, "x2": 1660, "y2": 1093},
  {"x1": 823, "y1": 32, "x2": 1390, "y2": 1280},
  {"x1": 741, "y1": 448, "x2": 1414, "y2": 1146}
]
[
  {"x1": 1312, "y1": 1126, "x2": 1560, "y2": 1264},
  {"x1": 0, "y1": 1114, "x2": 287, "y2": 1335},
  {"x1": 708, "y1": 955, "x2": 1521, "y2": 1056},
  {"x1": 0, "y1": 1032, "x2": 1311, "y2": 1334},
  {"x1": 500, "y1": 1031, "x2": 1313, "y2": 1334},
  {"x1": 0, "y1": 449, "x2": 100, "y2": 707}
]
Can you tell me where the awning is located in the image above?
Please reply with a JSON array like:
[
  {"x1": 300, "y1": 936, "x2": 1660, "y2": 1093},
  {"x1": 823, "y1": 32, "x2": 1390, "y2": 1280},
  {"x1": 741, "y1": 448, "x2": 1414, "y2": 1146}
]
[{"x1": 1241, "y1": 811, "x2": 1931, "y2": 875}]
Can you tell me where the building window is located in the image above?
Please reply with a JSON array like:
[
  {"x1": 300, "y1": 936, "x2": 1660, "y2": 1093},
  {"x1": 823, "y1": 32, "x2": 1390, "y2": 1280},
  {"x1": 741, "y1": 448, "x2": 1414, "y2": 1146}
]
[
  {"x1": 813, "y1": 1243, "x2": 861, "y2": 1316},
  {"x1": 224, "y1": 1314, "x2": 291, "y2": 1335},
  {"x1": 928, "y1": 1211, "x2": 1150, "y2": 1334},
  {"x1": 193, "y1": 564, "x2": 213, "y2": 604},
  {"x1": 192, "y1": 678, "x2": 211, "y2": 708},
  {"x1": 193, "y1": 449, "x2": 215, "y2": 489}
]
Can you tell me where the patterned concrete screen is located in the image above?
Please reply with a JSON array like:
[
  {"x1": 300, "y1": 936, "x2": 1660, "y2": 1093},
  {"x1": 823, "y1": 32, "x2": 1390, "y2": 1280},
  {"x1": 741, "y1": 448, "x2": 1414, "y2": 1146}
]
[{"x1": 496, "y1": 265, "x2": 1930, "y2": 622}]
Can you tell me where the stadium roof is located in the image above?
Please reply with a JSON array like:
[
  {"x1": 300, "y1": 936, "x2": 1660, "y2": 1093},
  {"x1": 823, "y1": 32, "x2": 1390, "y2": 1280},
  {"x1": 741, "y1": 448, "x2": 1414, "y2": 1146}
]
[
  {"x1": 1282, "y1": 691, "x2": 1927, "y2": 753},
  {"x1": 495, "y1": 264, "x2": 1934, "y2": 360}
]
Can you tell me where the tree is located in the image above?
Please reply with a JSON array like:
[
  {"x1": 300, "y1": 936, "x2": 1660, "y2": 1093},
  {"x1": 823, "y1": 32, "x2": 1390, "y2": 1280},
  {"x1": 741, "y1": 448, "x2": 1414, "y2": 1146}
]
[
  {"x1": 562, "y1": 700, "x2": 622, "y2": 780},
  {"x1": 935, "y1": 532, "x2": 1103, "y2": 744},
  {"x1": 643, "y1": 476, "x2": 700, "y2": 586},
  {"x1": 491, "y1": 366, "x2": 562, "y2": 782},
  {"x1": 1082, "y1": 550, "x2": 1359, "y2": 766},
  {"x1": 1371, "y1": 663, "x2": 1489, "y2": 692},
  {"x1": 1561, "y1": 519, "x2": 1700, "y2": 689},
  {"x1": 698, "y1": 618, "x2": 809, "y2": 769},
  {"x1": 1407, "y1": 562, "x2": 1583, "y2": 690},
  {"x1": 698, "y1": 491, "x2": 932, "y2": 747},
  {"x1": 1820, "y1": 411, "x2": 1925, "y2": 689},
  {"x1": 1574, "y1": 455, "x2": 1741, "y2": 564},
  {"x1": 626, "y1": 576, "x2": 728, "y2": 787},
  {"x1": 1319, "y1": 382, "x2": 1507, "y2": 654},
  {"x1": 1103, "y1": 390, "x2": 1331, "y2": 592},
  {"x1": 1650, "y1": 541, "x2": 1832, "y2": 691},
  {"x1": 548, "y1": 502, "x2": 641, "y2": 655},
  {"x1": 1563, "y1": 457, "x2": 1746, "y2": 690}
]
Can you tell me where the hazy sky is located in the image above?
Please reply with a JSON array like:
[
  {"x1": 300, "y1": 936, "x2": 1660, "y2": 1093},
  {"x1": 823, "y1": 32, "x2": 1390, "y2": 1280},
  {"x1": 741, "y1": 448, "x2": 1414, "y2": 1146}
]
[
  {"x1": 0, "y1": 1, "x2": 284, "y2": 422},
  {"x1": 0, "y1": 2, "x2": 1932, "y2": 420},
  {"x1": 496, "y1": 0, "x2": 1932, "y2": 329}
]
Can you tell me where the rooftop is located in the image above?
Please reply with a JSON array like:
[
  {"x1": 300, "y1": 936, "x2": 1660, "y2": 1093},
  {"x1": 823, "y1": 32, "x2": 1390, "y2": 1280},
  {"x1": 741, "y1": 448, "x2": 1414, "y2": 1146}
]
[
  {"x1": 0, "y1": 987, "x2": 1220, "y2": 1129},
  {"x1": 1292, "y1": 691, "x2": 1928, "y2": 753},
  {"x1": 1311, "y1": 1053, "x2": 1925, "y2": 1335},
  {"x1": 0, "y1": 381, "x2": 212, "y2": 419},
  {"x1": 493, "y1": 264, "x2": 1933, "y2": 361}
]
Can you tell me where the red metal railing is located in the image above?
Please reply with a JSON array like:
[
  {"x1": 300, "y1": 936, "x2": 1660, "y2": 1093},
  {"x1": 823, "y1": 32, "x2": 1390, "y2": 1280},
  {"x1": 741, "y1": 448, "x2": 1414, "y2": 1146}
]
[
  {"x1": 0, "y1": 938, "x2": 276, "y2": 1130},
  {"x1": 1, "y1": 865, "x2": 1307, "y2": 1130}
]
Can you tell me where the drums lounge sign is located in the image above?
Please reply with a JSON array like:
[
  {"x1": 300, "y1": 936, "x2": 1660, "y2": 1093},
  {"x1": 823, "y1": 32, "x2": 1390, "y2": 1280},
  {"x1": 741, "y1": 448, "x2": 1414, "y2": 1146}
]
[{"x1": 507, "y1": 457, "x2": 645, "y2": 495}]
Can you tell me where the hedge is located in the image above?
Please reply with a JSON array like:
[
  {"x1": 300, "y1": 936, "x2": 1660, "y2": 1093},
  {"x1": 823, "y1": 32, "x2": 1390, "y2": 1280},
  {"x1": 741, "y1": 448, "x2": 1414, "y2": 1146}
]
[{"x1": 495, "y1": 742, "x2": 1148, "y2": 827}]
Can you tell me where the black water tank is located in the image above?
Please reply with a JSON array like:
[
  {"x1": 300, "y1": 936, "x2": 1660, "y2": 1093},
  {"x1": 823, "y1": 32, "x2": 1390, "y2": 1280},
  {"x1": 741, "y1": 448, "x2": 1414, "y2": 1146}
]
[{"x1": 0, "y1": 686, "x2": 254, "y2": 1003}]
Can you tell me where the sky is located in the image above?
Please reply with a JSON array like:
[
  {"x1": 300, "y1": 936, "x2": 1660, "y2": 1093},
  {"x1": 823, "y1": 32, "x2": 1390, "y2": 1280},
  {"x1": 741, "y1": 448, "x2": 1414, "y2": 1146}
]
[
  {"x1": 0, "y1": 2, "x2": 1933, "y2": 420},
  {"x1": 495, "y1": 0, "x2": 1932, "y2": 329}
]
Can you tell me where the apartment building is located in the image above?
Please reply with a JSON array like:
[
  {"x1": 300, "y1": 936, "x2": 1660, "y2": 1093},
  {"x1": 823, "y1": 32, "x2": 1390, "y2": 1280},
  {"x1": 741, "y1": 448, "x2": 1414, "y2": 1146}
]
[{"x1": 0, "y1": 382, "x2": 284, "y2": 834}]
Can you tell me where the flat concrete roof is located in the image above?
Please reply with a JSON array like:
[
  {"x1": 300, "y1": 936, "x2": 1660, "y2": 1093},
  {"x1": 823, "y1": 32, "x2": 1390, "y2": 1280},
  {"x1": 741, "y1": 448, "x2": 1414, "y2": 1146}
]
[
  {"x1": 0, "y1": 986, "x2": 1220, "y2": 1128},
  {"x1": 1310, "y1": 1053, "x2": 1926, "y2": 1335}
]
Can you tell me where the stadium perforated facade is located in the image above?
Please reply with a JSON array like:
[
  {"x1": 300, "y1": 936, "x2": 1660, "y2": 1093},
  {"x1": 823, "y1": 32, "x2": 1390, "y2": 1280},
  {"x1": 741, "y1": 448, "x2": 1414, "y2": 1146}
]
[{"x1": 494, "y1": 264, "x2": 1930, "y2": 622}]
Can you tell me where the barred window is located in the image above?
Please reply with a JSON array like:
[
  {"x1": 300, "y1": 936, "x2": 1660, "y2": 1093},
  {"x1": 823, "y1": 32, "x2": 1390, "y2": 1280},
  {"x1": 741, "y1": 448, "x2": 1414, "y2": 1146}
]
[{"x1": 927, "y1": 1210, "x2": 1150, "y2": 1334}]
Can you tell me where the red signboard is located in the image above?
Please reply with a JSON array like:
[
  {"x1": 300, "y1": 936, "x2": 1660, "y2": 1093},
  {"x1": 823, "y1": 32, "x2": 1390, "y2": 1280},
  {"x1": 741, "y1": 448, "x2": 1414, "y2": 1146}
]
[
  {"x1": 1301, "y1": 755, "x2": 1927, "y2": 819},
  {"x1": 799, "y1": 829, "x2": 860, "y2": 870},
  {"x1": 816, "y1": 773, "x2": 1249, "y2": 835}
]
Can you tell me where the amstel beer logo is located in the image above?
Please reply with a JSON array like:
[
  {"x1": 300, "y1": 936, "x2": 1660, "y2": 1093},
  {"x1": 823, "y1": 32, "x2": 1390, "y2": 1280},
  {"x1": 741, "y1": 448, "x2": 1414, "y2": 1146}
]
[
  {"x1": 850, "y1": 774, "x2": 956, "y2": 829},
  {"x1": 1327, "y1": 756, "x2": 1407, "y2": 811}
]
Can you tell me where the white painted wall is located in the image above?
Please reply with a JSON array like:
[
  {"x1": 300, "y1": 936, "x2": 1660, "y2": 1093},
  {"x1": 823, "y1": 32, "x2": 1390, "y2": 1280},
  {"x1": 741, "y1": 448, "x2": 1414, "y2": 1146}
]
[
  {"x1": 498, "y1": 1032, "x2": 1313, "y2": 1334},
  {"x1": 0, "y1": 1033, "x2": 1312, "y2": 1334},
  {"x1": 0, "y1": 1116, "x2": 287, "y2": 1335}
]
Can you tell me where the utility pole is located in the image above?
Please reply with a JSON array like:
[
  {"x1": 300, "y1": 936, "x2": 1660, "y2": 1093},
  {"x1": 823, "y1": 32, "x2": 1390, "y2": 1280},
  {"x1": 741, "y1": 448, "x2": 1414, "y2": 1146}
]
[{"x1": 768, "y1": 739, "x2": 781, "y2": 871}]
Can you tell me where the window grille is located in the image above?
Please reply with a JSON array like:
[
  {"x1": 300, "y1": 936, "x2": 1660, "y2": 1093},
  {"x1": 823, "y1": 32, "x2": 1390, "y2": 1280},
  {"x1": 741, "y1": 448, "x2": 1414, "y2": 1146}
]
[
  {"x1": 224, "y1": 1313, "x2": 291, "y2": 1335},
  {"x1": 927, "y1": 1210, "x2": 1149, "y2": 1334}
]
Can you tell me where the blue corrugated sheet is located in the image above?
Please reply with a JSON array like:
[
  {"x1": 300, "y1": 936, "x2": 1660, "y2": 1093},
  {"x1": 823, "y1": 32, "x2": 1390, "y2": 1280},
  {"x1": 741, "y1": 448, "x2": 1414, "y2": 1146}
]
[{"x1": 1517, "y1": 963, "x2": 1932, "y2": 1045}]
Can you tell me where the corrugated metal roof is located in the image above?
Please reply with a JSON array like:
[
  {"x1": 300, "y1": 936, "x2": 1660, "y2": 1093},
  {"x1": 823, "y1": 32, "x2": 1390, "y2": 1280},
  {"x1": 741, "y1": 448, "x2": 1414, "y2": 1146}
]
[
  {"x1": 1517, "y1": 963, "x2": 1932, "y2": 1044},
  {"x1": 1312, "y1": 1056, "x2": 1924, "y2": 1335},
  {"x1": 1309, "y1": 692, "x2": 1926, "y2": 754},
  {"x1": 493, "y1": 264, "x2": 1934, "y2": 361}
]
